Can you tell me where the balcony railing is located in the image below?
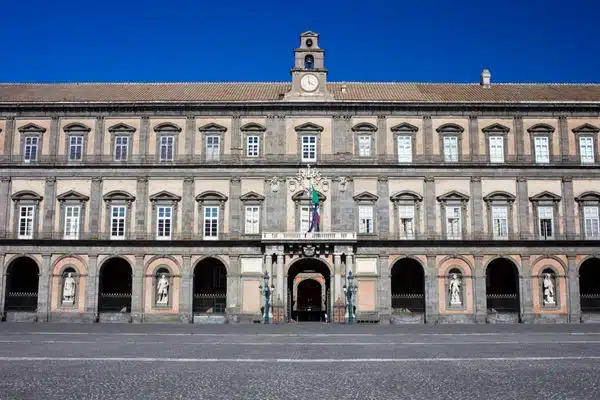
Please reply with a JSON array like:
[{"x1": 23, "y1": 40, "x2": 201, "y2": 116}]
[{"x1": 261, "y1": 232, "x2": 357, "y2": 242}]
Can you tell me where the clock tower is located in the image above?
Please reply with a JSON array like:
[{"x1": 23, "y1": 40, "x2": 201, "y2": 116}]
[{"x1": 284, "y1": 31, "x2": 333, "y2": 101}]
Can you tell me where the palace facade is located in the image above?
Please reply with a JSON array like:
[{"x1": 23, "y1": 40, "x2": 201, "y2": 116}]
[{"x1": 1, "y1": 31, "x2": 600, "y2": 324}]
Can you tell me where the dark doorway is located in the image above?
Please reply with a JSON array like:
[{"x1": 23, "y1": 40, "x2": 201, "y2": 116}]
[
  {"x1": 193, "y1": 258, "x2": 227, "y2": 314},
  {"x1": 580, "y1": 258, "x2": 600, "y2": 313},
  {"x1": 98, "y1": 258, "x2": 132, "y2": 312},
  {"x1": 390, "y1": 258, "x2": 425, "y2": 313},
  {"x1": 486, "y1": 258, "x2": 520, "y2": 312},
  {"x1": 4, "y1": 257, "x2": 39, "y2": 311},
  {"x1": 287, "y1": 259, "x2": 330, "y2": 322}
]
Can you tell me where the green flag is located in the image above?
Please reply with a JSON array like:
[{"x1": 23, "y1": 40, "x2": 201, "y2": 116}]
[{"x1": 310, "y1": 185, "x2": 319, "y2": 205}]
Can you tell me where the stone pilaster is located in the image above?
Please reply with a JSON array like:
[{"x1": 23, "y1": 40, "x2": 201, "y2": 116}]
[
  {"x1": 470, "y1": 176, "x2": 483, "y2": 240},
  {"x1": 276, "y1": 253, "x2": 284, "y2": 303},
  {"x1": 423, "y1": 116, "x2": 433, "y2": 157},
  {"x1": 179, "y1": 255, "x2": 192, "y2": 322},
  {"x1": 0, "y1": 177, "x2": 11, "y2": 238},
  {"x1": 567, "y1": 255, "x2": 581, "y2": 323},
  {"x1": 89, "y1": 177, "x2": 102, "y2": 236},
  {"x1": 229, "y1": 177, "x2": 242, "y2": 237},
  {"x1": 136, "y1": 176, "x2": 149, "y2": 239},
  {"x1": 265, "y1": 114, "x2": 285, "y2": 155},
  {"x1": 181, "y1": 177, "x2": 195, "y2": 239},
  {"x1": 334, "y1": 253, "x2": 342, "y2": 302},
  {"x1": 376, "y1": 176, "x2": 389, "y2": 236},
  {"x1": 562, "y1": 176, "x2": 575, "y2": 238},
  {"x1": 139, "y1": 116, "x2": 150, "y2": 160},
  {"x1": 49, "y1": 117, "x2": 59, "y2": 157},
  {"x1": 2, "y1": 117, "x2": 15, "y2": 156},
  {"x1": 131, "y1": 255, "x2": 144, "y2": 323},
  {"x1": 264, "y1": 177, "x2": 286, "y2": 232},
  {"x1": 377, "y1": 115, "x2": 387, "y2": 156},
  {"x1": 0, "y1": 253, "x2": 5, "y2": 313},
  {"x1": 37, "y1": 254, "x2": 51, "y2": 322},
  {"x1": 425, "y1": 255, "x2": 439, "y2": 323},
  {"x1": 227, "y1": 256, "x2": 240, "y2": 316},
  {"x1": 331, "y1": 177, "x2": 354, "y2": 232},
  {"x1": 42, "y1": 177, "x2": 57, "y2": 238},
  {"x1": 473, "y1": 256, "x2": 486, "y2": 323},
  {"x1": 519, "y1": 255, "x2": 533, "y2": 323},
  {"x1": 185, "y1": 116, "x2": 196, "y2": 159},
  {"x1": 516, "y1": 177, "x2": 530, "y2": 239},
  {"x1": 558, "y1": 116, "x2": 569, "y2": 160},
  {"x1": 468, "y1": 115, "x2": 479, "y2": 156},
  {"x1": 231, "y1": 114, "x2": 241, "y2": 159},
  {"x1": 94, "y1": 116, "x2": 105, "y2": 158},
  {"x1": 377, "y1": 255, "x2": 391, "y2": 321},
  {"x1": 85, "y1": 254, "x2": 98, "y2": 319},
  {"x1": 424, "y1": 177, "x2": 436, "y2": 239},
  {"x1": 514, "y1": 116, "x2": 525, "y2": 160}
]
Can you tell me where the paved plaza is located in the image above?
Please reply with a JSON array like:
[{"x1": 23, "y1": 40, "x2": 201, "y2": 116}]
[{"x1": 0, "y1": 323, "x2": 599, "y2": 399}]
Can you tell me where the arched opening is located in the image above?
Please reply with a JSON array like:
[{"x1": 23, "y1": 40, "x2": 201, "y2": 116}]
[
  {"x1": 390, "y1": 258, "x2": 425, "y2": 313},
  {"x1": 193, "y1": 258, "x2": 227, "y2": 314},
  {"x1": 155, "y1": 267, "x2": 170, "y2": 307},
  {"x1": 541, "y1": 267, "x2": 557, "y2": 307},
  {"x1": 287, "y1": 258, "x2": 330, "y2": 322},
  {"x1": 4, "y1": 257, "x2": 39, "y2": 312},
  {"x1": 98, "y1": 258, "x2": 132, "y2": 312},
  {"x1": 448, "y1": 268, "x2": 464, "y2": 307},
  {"x1": 580, "y1": 258, "x2": 600, "y2": 313},
  {"x1": 60, "y1": 267, "x2": 77, "y2": 306},
  {"x1": 304, "y1": 55, "x2": 314, "y2": 69},
  {"x1": 486, "y1": 258, "x2": 520, "y2": 313}
]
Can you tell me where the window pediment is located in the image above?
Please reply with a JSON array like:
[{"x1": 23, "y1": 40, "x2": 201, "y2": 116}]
[
  {"x1": 390, "y1": 122, "x2": 419, "y2": 133},
  {"x1": 154, "y1": 122, "x2": 182, "y2": 133},
  {"x1": 239, "y1": 191, "x2": 265, "y2": 202},
  {"x1": 572, "y1": 123, "x2": 600, "y2": 134},
  {"x1": 103, "y1": 190, "x2": 135, "y2": 202},
  {"x1": 150, "y1": 191, "x2": 182, "y2": 202},
  {"x1": 437, "y1": 190, "x2": 469, "y2": 202},
  {"x1": 390, "y1": 190, "x2": 423, "y2": 202},
  {"x1": 483, "y1": 191, "x2": 516, "y2": 203},
  {"x1": 294, "y1": 122, "x2": 324, "y2": 133},
  {"x1": 195, "y1": 191, "x2": 228, "y2": 202},
  {"x1": 57, "y1": 190, "x2": 89, "y2": 202},
  {"x1": 436, "y1": 123, "x2": 464, "y2": 134},
  {"x1": 529, "y1": 191, "x2": 561, "y2": 203},
  {"x1": 292, "y1": 189, "x2": 326, "y2": 202},
  {"x1": 482, "y1": 123, "x2": 510, "y2": 134},
  {"x1": 198, "y1": 123, "x2": 227, "y2": 133},
  {"x1": 351, "y1": 122, "x2": 377, "y2": 132},
  {"x1": 63, "y1": 123, "x2": 91, "y2": 133},
  {"x1": 527, "y1": 123, "x2": 555, "y2": 134},
  {"x1": 18, "y1": 123, "x2": 46, "y2": 134},
  {"x1": 352, "y1": 191, "x2": 379, "y2": 202},
  {"x1": 108, "y1": 123, "x2": 136, "y2": 133},
  {"x1": 575, "y1": 191, "x2": 600, "y2": 203},
  {"x1": 11, "y1": 190, "x2": 43, "y2": 202},
  {"x1": 240, "y1": 123, "x2": 266, "y2": 132}
]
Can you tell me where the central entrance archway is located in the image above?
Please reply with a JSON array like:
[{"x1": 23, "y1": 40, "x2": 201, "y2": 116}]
[
  {"x1": 98, "y1": 257, "x2": 132, "y2": 313},
  {"x1": 287, "y1": 258, "x2": 330, "y2": 322},
  {"x1": 4, "y1": 257, "x2": 39, "y2": 312}
]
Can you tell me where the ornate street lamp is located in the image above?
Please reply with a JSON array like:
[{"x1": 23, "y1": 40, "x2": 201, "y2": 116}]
[
  {"x1": 343, "y1": 270, "x2": 358, "y2": 324},
  {"x1": 259, "y1": 271, "x2": 275, "y2": 324}
]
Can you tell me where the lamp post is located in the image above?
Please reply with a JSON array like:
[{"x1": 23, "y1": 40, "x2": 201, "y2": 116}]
[
  {"x1": 343, "y1": 271, "x2": 358, "y2": 324},
  {"x1": 259, "y1": 271, "x2": 275, "y2": 324}
]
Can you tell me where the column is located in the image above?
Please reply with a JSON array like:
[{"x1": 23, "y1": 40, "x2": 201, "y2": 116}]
[
  {"x1": 43, "y1": 177, "x2": 57, "y2": 238},
  {"x1": 136, "y1": 176, "x2": 149, "y2": 239},
  {"x1": 334, "y1": 254, "x2": 342, "y2": 302},
  {"x1": 424, "y1": 177, "x2": 436, "y2": 239},
  {"x1": 558, "y1": 116, "x2": 569, "y2": 161},
  {"x1": 226, "y1": 256, "x2": 240, "y2": 317},
  {"x1": 567, "y1": 255, "x2": 581, "y2": 323},
  {"x1": 37, "y1": 254, "x2": 51, "y2": 322},
  {"x1": 519, "y1": 255, "x2": 533, "y2": 323},
  {"x1": 514, "y1": 116, "x2": 525, "y2": 161},
  {"x1": 376, "y1": 176, "x2": 389, "y2": 237},
  {"x1": 516, "y1": 177, "x2": 530, "y2": 239},
  {"x1": 470, "y1": 176, "x2": 483, "y2": 240},
  {"x1": 425, "y1": 255, "x2": 439, "y2": 323},
  {"x1": 423, "y1": 116, "x2": 433, "y2": 160},
  {"x1": 184, "y1": 116, "x2": 196, "y2": 160},
  {"x1": 49, "y1": 117, "x2": 59, "y2": 158},
  {"x1": 468, "y1": 115, "x2": 479, "y2": 157},
  {"x1": 377, "y1": 255, "x2": 391, "y2": 322},
  {"x1": 264, "y1": 253, "x2": 273, "y2": 282},
  {"x1": 139, "y1": 116, "x2": 150, "y2": 160},
  {"x1": 179, "y1": 255, "x2": 192, "y2": 322},
  {"x1": 2, "y1": 117, "x2": 15, "y2": 157},
  {"x1": 182, "y1": 177, "x2": 195, "y2": 239},
  {"x1": 131, "y1": 255, "x2": 144, "y2": 323},
  {"x1": 229, "y1": 177, "x2": 242, "y2": 237},
  {"x1": 377, "y1": 115, "x2": 387, "y2": 156},
  {"x1": 89, "y1": 177, "x2": 102, "y2": 237},
  {"x1": 473, "y1": 256, "x2": 486, "y2": 323},
  {"x1": 85, "y1": 254, "x2": 99, "y2": 320},
  {"x1": 93, "y1": 116, "x2": 105, "y2": 160},
  {"x1": 0, "y1": 253, "x2": 5, "y2": 313},
  {"x1": 562, "y1": 176, "x2": 575, "y2": 239},
  {"x1": 276, "y1": 253, "x2": 284, "y2": 302},
  {"x1": 0, "y1": 177, "x2": 11, "y2": 238}
]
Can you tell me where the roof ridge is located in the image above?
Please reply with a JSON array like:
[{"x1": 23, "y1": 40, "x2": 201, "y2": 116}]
[{"x1": 0, "y1": 81, "x2": 291, "y2": 85}]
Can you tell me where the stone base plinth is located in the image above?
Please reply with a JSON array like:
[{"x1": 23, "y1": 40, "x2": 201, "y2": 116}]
[
  {"x1": 530, "y1": 314, "x2": 569, "y2": 324},
  {"x1": 143, "y1": 313, "x2": 183, "y2": 323},
  {"x1": 390, "y1": 313, "x2": 425, "y2": 324},
  {"x1": 48, "y1": 312, "x2": 96, "y2": 323},
  {"x1": 487, "y1": 312, "x2": 519, "y2": 324},
  {"x1": 438, "y1": 314, "x2": 476, "y2": 324},
  {"x1": 98, "y1": 312, "x2": 132, "y2": 323},
  {"x1": 193, "y1": 314, "x2": 227, "y2": 324},
  {"x1": 4, "y1": 312, "x2": 38, "y2": 322},
  {"x1": 581, "y1": 313, "x2": 600, "y2": 323}
]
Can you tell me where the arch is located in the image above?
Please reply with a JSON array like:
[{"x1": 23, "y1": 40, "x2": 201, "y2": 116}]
[
  {"x1": 436, "y1": 123, "x2": 464, "y2": 134},
  {"x1": 63, "y1": 122, "x2": 91, "y2": 133},
  {"x1": 97, "y1": 257, "x2": 133, "y2": 313},
  {"x1": 286, "y1": 256, "x2": 333, "y2": 276},
  {"x1": 193, "y1": 257, "x2": 227, "y2": 314},
  {"x1": 439, "y1": 255, "x2": 473, "y2": 277},
  {"x1": 390, "y1": 190, "x2": 423, "y2": 202},
  {"x1": 485, "y1": 257, "x2": 520, "y2": 313},
  {"x1": 240, "y1": 122, "x2": 266, "y2": 132},
  {"x1": 103, "y1": 190, "x2": 135, "y2": 202},
  {"x1": 52, "y1": 255, "x2": 87, "y2": 276},
  {"x1": 351, "y1": 122, "x2": 377, "y2": 132},
  {"x1": 579, "y1": 257, "x2": 600, "y2": 313},
  {"x1": 531, "y1": 256, "x2": 566, "y2": 277},
  {"x1": 4, "y1": 256, "x2": 40, "y2": 312},
  {"x1": 195, "y1": 191, "x2": 228, "y2": 202},
  {"x1": 144, "y1": 255, "x2": 181, "y2": 277},
  {"x1": 153, "y1": 122, "x2": 182, "y2": 133},
  {"x1": 390, "y1": 257, "x2": 426, "y2": 313},
  {"x1": 483, "y1": 191, "x2": 516, "y2": 202},
  {"x1": 485, "y1": 255, "x2": 523, "y2": 276},
  {"x1": 527, "y1": 123, "x2": 555, "y2": 133},
  {"x1": 3, "y1": 254, "x2": 40, "y2": 275},
  {"x1": 286, "y1": 257, "x2": 332, "y2": 322},
  {"x1": 193, "y1": 254, "x2": 230, "y2": 275},
  {"x1": 388, "y1": 255, "x2": 426, "y2": 275},
  {"x1": 304, "y1": 55, "x2": 314, "y2": 69},
  {"x1": 11, "y1": 190, "x2": 43, "y2": 202}
]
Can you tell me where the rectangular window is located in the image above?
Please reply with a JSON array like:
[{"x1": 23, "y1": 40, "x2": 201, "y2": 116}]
[
  {"x1": 398, "y1": 205, "x2": 415, "y2": 239},
  {"x1": 23, "y1": 136, "x2": 39, "y2": 162},
  {"x1": 68, "y1": 136, "x2": 84, "y2": 161},
  {"x1": 63, "y1": 205, "x2": 80, "y2": 240},
  {"x1": 18, "y1": 205, "x2": 34, "y2": 239},
  {"x1": 491, "y1": 206, "x2": 508, "y2": 239},
  {"x1": 579, "y1": 136, "x2": 595, "y2": 163},
  {"x1": 583, "y1": 206, "x2": 600, "y2": 239},
  {"x1": 300, "y1": 205, "x2": 311, "y2": 232},
  {"x1": 534, "y1": 136, "x2": 549, "y2": 163},
  {"x1": 538, "y1": 206, "x2": 554, "y2": 239},
  {"x1": 358, "y1": 205, "x2": 374, "y2": 234},
  {"x1": 204, "y1": 206, "x2": 219, "y2": 239},
  {"x1": 159, "y1": 136, "x2": 174, "y2": 162},
  {"x1": 358, "y1": 135, "x2": 371, "y2": 157},
  {"x1": 156, "y1": 206, "x2": 172, "y2": 240},
  {"x1": 397, "y1": 136, "x2": 412, "y2": 163},
  {"x1": 110, "y1": 206, "x2": 126, "y2": 240},
  {"x1": 114, "y1": 136, "x2": 129, "y2": 161},
  {"x1": 244, "y1": 206, "x2": 260, "y2": 234},
  {"x1": 206, "y1": 136, "x2": 220, "y2": 161},
  {"x1": 443, "y1": 136, "x2": 458, "y2": 162},
  {"x1": 446, "y1": 205, "x2": 462, "y2": 239},
  {"x1": 301, "y1": 136, "x2": 317, "y2": 162},
  {"x1": 246, "y1": 136, "x2": 259, "y2": 158},
  {"x1": 489, "y1": 136, "x2": 505, "y2": 163}
]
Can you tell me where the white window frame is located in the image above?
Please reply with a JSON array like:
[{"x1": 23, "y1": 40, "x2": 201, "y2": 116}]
[
  {"x1": 203, "y1": 206, "x2": 219, "y2": 239},
  {"x1": 443, "y1": 136, "x2": 459, "y2": 162},
  {"x1": 110, "y1": 205, "x2": 126, "y2": 240},
  {"x1": 491, "y1": 205, "x2": 508, "y2": 239},
  {"x1": 397, "y1": 135, "x2": 412, "y2": 163},
  {"x1": 358, "y1": 205, "x2": 374, "y2": 234},
  {"x1": 18, "y1": 205, "x2": 35, "y2": 239},
  {"x1": 246, "y1": 136, "x2": 260, "y2": 158},
  {"x1": 398, "y1": 205, "x2": 415, "y2": 239},
  {"x1": 579, "y1": 136, "x2": 595, "y2": 163},
  {"x1": 534, "y1": 136, "x2": 550, "y2": 163},
  {"x1": 489, "y1": 135, "x2": 505, "y2": 163},
  {"x1": 68, "y1": 135, "x2": 84, "y2": 161},
  {"x1": 358, "y1": 135, "x2": 371, "y2": 157},
  {"x1": 23, "y1": 136, "x2": 39, "y2": 162},
  {"x1": 114, "y1": 135, "x2": 129, "y2": 161},
  {"x1": 538, "y1": 206, "x2": 554, "y2": 239},
  {"x1": 159, "y1": 136, "x2": 174, "y2": 162},
  {"x1": 301, "y1": 136, "x2": 317, "y2": 162},
  {"x1": 300, "y1": 205, "x2": 311, "y2": 233},
  {"x1": 206, "y1": 135, "x2": 220, "y2": 161},
  {"x1": 244, "y1": 205, "x2": 260, "y2": 234},
  {"x1": 446, "y1": 205, "x2": 462, "y2": 239},
  {"x1": 583, "y1": 206, "x2": 600, "y2": 239},
  {"x1": 156, "y1": 206, "x2": 172, "y2": 240},
  {"x1": 63, "y1": 205, "x2": 81, "y2": 240}
]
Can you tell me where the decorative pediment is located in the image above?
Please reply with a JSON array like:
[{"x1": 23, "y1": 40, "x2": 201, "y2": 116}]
[
  {"x1": 527, "y1": 123, "x2": 555, "y2": 134},
  {"x1": 63, "y1": 122, "x2": 91, "y2": 133},
  {"x1": 390, "y1": 122, "x2": 419, "y2": 133},
  {"x1": 198, "y1": 123, "x2": 227, "y2": 133},
  {"x1": 18, "y1": 123, "x2": 46, "y2": 134},
  {"x1": 57, "y1": 190, "x2": 90, "y2": 202},
  {"x1": 483, "y1": 191, "x2": 516, "y2": 202},
  {"x1": 352, "y1": 191, "x2": 379, "y2": 202},
  {"x1": 572, "y1": 123, "x2": 600, "y2": 134},
  {"x1": 529, "y1": 191, "x2": 561, "y2": 202},
  {"x1": 436, "y1": 190, "x2": 470, "y2": 202},
  {"x1": 103, "y1": 190, "x2": 135, "y2": 202},
  {"x1": 195, "y1": 191, "x2": 228, "y2": 202},
  {"x1": 390, "y1": 190, "x2": 423, "y2": 202},
  {"x1": 351, "y1": 122, "x2": 377, "y2": 132},
  {"x1": 11, "y1": 190, "x2": 43, "y2": 202},
  {"x1": 150, "y1": 191, "x2": 182, "y2": 202},
  {"x1": 294, "y1": 122, "x2": 324, "y2": 133},
  {"x1": 482, "y1": 123, "x2": 510, "y2": 134},
  {"x1": 292, "y1": 189, "x2": 327, "y2": 202},
  {"x1": 240, "y1": 123, "x2": 266, "y2": 132},
  {"x1": 108, "y1": 123, "x2": 136, "y2": 133},
  {"x1": 436, "y1": 123, "x2": 464, "y2": 134},
  {"x1": 301, "y1": 31, "x2": 318, "y2": 37},
  {"x1": 239, "y1": 191, "x2": 265, "y2": 202},
  {"x1": 154, "y1": 122, "x2": 182, "y2": 133},
  {"x1": 575, "y1": 191, "x2": 600, "y2": 203}
]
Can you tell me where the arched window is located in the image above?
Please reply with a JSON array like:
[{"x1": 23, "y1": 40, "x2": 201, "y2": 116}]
[{"x1": 304, "y1": 55, "x2": 314, "y2": 69}]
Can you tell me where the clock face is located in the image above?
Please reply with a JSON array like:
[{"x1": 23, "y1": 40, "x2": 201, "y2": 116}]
[{"x1": 301, "y1": 74, "x2": 319, "y2": 92}]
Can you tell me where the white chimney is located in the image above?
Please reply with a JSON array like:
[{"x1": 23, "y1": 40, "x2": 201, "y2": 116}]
[
  {"x1": 480, "y1": 68, "x2": 491, "y2": 88},
  {"x1": 341, "y1": 84, "x2": 347, "y2": 93}
]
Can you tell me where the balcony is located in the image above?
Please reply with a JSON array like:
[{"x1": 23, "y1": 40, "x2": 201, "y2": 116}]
[{"x1": 261, "y1": 232, "x2": 357, "y2": 242}]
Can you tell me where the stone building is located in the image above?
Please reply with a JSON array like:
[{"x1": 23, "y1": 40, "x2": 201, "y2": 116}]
[{"x1": 0, "y1": 31, "x2": 599, "y2": 324}]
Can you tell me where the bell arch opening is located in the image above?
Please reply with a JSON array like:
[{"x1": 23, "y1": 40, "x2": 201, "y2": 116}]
[
  {"x1": 4, "y1": 257, "x2": 39, "y2": 312},
  {"x1": 580, "y1": 258, "x2": 600, "y2": 313},
  {"x1": 390, "y1": 258, "x2": 425, "y2": 314},
  {"x1": 98, "y1": 258, "x2": 132, "y2": 313},
  {"x1": 287, "y1": 258, "x2": 330, "y2": 322},
  {"x1": 486, "y1": 258, "x2": 520, "y2": 313},
  {"x1": 193, "y1": 258, "x2": 227, "y2": 314}
]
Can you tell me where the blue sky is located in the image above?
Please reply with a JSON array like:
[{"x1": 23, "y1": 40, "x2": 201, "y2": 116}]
[{"x1": 2, "y1": 0, "x2": 599, "y2": 83}]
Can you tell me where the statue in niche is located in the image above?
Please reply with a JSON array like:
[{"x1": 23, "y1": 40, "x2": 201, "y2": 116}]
[
  {"x1": 156, "y1": 274, "x2": 170, "y2": 305},
  {"x1": 449, "y1": 273, "x2": 462, "y2": 305},
  {"x1": 543, "y1": 273, "x2": 555, "y2": 305},
  {"x1": 62, "y1": 272, "x2": 76, "y2": 304}
]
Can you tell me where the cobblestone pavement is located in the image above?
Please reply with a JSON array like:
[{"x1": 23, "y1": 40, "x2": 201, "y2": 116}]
[{"x1": 0, "y1": 323, "x2": 599, "y2": 399}]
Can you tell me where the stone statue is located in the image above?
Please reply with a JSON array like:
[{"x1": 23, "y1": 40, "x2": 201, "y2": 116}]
[
  {"x1": 156, "y1": 274, "x2": 169, "y2": 305},
  {"x1": 449, "y1": 273, "x2": 462, "y2": 305},
  {"x1": 62, "y1": 272, "x2": 76, "y2": 304},
  {"x1": 543, "y1": 273, "x2": 555, "y2": 305}
]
